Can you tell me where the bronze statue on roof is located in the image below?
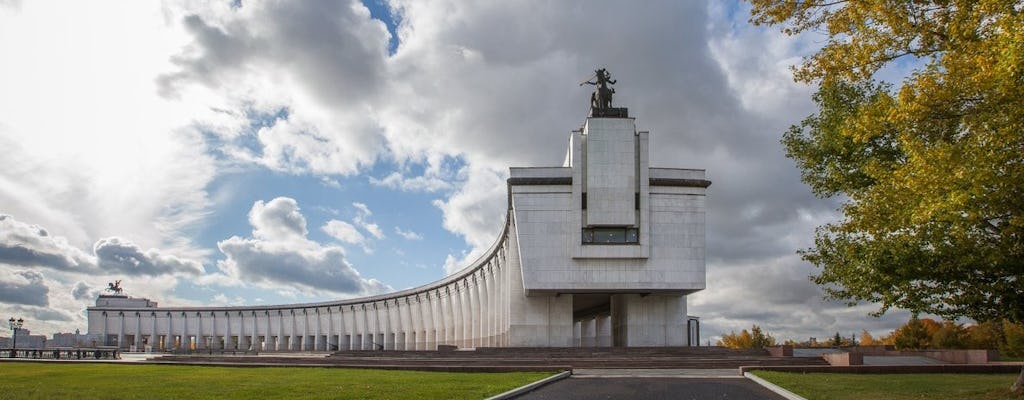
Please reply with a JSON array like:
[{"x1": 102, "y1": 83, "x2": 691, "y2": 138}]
[{"x1": 580, "y1": 68, "x2": 627, "y2": 117}]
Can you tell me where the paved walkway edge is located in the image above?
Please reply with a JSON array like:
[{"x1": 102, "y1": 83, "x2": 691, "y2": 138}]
[
  {"x1": 744, "y1": 372, "x2": 807, "y2": 400},
  {"x1": 485, "y1": 370, "x2": 572, "y2": 400}
]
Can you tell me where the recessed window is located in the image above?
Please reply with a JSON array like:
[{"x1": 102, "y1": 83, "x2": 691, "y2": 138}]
[{"x1": 582, "y1": 227, "x2": 639, "y2": 244}]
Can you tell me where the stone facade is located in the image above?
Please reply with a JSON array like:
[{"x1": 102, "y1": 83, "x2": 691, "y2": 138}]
[{"x1": 87, "y1": 112, "x2": 708, "y2": 351}]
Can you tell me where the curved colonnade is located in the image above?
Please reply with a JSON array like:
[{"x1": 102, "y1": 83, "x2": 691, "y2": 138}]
[{"x1": 91, "y1": 213, "x2": 519, "y2": 352}]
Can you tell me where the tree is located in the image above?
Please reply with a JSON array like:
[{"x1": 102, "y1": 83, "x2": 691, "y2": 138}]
[
  {"x1": 931, "y1": 321, "x2": 968, "y2": 349},
  {"x1": 892, "y1": 316, "x2": 931, "y2": 350},
  {"x1": 832, "y1": 332, "x2": 843, "y2": 347},
  {"x1": 718, "y1": 324, "x2": 777, "y2": 349},
  {"x1": 749, "y1": 0, "x2": 1024, "y2": 392},
  {"x1": 859, "y1": 329, "x2": 878, "y2": 346},
  {"x1": 966, "y1": 320, "x2": 1004, "y2": 350}
]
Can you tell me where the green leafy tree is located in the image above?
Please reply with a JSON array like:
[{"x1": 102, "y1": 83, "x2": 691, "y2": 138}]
[
  {"x1": 931, "y1": 321, "x2": 968, "y2": 349},
  {"x1": 966, "y1": 320, "x2": 1004, "y2": 350},
  {"x1": 748, "y1": 0, "x2": 1024, "y2": 392},
  {"x1": 1004, "y1": 322, "x2": 1024, "y2": 358}
]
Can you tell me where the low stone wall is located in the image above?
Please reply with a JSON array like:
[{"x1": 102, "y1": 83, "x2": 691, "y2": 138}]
[
  {"x1": 820, "y1": 348, "x2": 999, "y2": 366},
  {"x1": 766, "y1": 345, "x2": 793, "y2": 357},
  {"x1": 822, "y1": 352, "x2": 863, "y2": 366}
]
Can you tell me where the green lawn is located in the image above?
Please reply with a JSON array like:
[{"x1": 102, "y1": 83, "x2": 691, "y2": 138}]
[
  {"x1": 754, "y1": 371, "x2": 1024, "y2": 400},
  {"x1": 0, "y1": 363, "x2": 555, "y2": 400}
]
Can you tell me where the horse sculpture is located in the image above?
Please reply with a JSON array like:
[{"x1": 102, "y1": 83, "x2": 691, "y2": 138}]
[
  {"x1": 106, "y1": 280, "x2": 123, "y2": 295},
  {"x1": 580, "y1": 68, "x2": 617, "y2": 110}
]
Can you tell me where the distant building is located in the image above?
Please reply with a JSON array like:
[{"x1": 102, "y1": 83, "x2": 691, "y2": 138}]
[
  {"x1": 0, "y1": 328, "x2": 48, "y2": 349},
  {"x1": 50, "y1": 329, "x2": 101, "y2": 348}
]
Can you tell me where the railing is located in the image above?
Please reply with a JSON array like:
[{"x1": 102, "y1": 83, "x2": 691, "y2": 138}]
[{"x1": 1, "y1": 348, "x2": 119, "y2": 360}]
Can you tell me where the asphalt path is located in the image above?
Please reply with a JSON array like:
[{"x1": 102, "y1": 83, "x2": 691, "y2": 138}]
[{"x1": 513, "y1": 377, "x2": 788, "y2": 400}]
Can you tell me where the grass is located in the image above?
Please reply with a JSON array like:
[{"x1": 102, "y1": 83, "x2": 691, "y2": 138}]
[
  {"x1": 754, "y1": 371, "x2": 1024, "y2": 400},
  {"x1": 0, "y1": 363, "x2": 555, "y2": 400}
]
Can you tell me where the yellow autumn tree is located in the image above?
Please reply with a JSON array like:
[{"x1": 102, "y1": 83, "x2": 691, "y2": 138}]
[
  {"x1": 718, "y1": 324, "x2": 777, "y2": 349},
  {"x1": 748, "y1": 0, "x2": 1024, "y2": 392}
]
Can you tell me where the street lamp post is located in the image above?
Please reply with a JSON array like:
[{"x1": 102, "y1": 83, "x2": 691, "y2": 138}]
[{"x1": 9, "y1": 317, "x2": 24, "y2": 358}]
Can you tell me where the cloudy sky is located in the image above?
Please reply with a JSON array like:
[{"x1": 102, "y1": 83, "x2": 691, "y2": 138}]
[{"x1": 0, "y1": 0, "x2": 918, "y2": 343}]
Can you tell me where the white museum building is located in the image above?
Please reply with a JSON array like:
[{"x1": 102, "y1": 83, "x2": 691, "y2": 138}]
[{"x1": 88, "y1": 91, "x2": 710, "y2": 352}]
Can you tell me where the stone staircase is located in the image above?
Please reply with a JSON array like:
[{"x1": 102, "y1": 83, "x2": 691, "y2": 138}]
[{"x1": 149, "y1": 347, "x2": 827, "y2": 372}]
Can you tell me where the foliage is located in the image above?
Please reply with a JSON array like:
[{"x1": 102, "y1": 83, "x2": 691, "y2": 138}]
[
  {"x1": 969, "y1": 320, "x2": 1006, "y2": 350},
  {"x1": 749, "y1": 0, "x2": 1024, "y2": 323},
  {"x1": 0, "y1": 364, "x2": 553, "y2": 400},
  {"x1": 859, "y1": 329, "x2": 878, "y2": 346},
  {"x1": 753, "y1": 371, "x2": 1024, "y2": 400},
  {"x1": 1004, "y1": 322, "x2": 1024, "y2": 358},
  {"x1": 718, "y1": 324, "x2": 777, "y2": 349},
  {"x1": 892, "y1": 315, "x2": 932, "y2": 350},
  {"x1": 932, "y1": 320, "x2": 969, "y2": 350}
]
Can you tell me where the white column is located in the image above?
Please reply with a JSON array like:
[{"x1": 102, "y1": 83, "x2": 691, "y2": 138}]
[
  {"x1": 150, "y1": 312, "x2": 158, "y2": 352},
  {"x1": 462, "y1": 281, "x2": 472, "y2": 347},
  {"x1": 413, "y1": 296, "x2": 425, "y2": 349},
  {"x1": 250, "y1": 311, "x2": 258, "y2": 351},
  {"x1": 264, "y1": 311, "x2": 271, "y2": 351},
  {"x1": 277, "y1": 311, "x2": 284, "y2": 351},
  {"x1": 444, "y1": 287, "x2": 456, "y2": 346},
  {"x1": 424, "y1": 293, "x2": 436, "y2": 350},
  {"x1": 483, "y1": 265, "x2": 493, "y2": 347},
  {"x1": 383, "y1": 302, "x2": 393, "y2": 350},
  {"x1": 166, "y1": 312, "x2": 174, "y2": 350},
  {"x1": 134, "y1": 312, "x2": 142, "y2": 351},
  {"x1": 365, "y1": 303, "x2": 374, "y2": 350},
  {"x1": 223, "y1": 312, "x2": 231, "y2": 350},
  {"x1": 476, "y1": 276, "x2": 484, "y2": 347},
  {"x1": 289, "y1": 310, "x2": 298, "y2": 351},
  {"x1": 195, "y1": 312, "x2": 205, "y2": 350},
  {"x1": 466, "y1": 278, "x2": 477, "y2": 347},
  {"x1": 301, "y1": 309, "x2": 309, "y2": 351},
  {"x1": 101, "y1": 311, "x2": 109, "y2": 346},
  {"x1": 326, "y1": 308, "x2": 334, "y2": 351},
  {"x1": 210, "y1": 312, "x2": 218, "y2": 350},
  {"x1": 315, "y1": 308, "x2": 322, "y2": 351},
  {"x1": 117, "y1": 312, "x2": 125, "y2": 350},
  {"x1": 342, "y1": 306, "x2": 353, "y2": 351}
]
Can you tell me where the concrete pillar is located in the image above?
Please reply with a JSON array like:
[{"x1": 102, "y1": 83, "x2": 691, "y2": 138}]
[
  {"x1": 134, "y1": 312, "x2": 143, "y2": 350},
  {"x1": 290, "y1": 310, "x2": 298, "y2": 351},
  {"x1": 117, "y1": 312, "x2": 125, "y2": 350},
  {"x1": 195, "y1": 313, "x2": 205, "y2": 350},
  {"x1": 151, "y1": 313, "x2": 158, "y2": 352},
  {"x1": 416, "y1": 295, "x2": 428, "y2": 350},
  {"x1": 315, "y1": 309, "x2": 322, "y2": 351},
  {"x1": 464, "y1": 282, "x2": 473, "y2": 347},
  {"x1": 451, "y1": 286, "x2": 462, "y2": 347},
  {"x1": 264, "y1": 311, "x2": 272, "y2": 352},
  {"x1": 574, "y1": 321, "x2": 582, "y2": 347},
  {"x1": 383, "y1": 302, "x2": 394, "y2": 351},
  {"x1": 581, "y1": 318, "x2": 596, "y2": 347},
  {"x1": 165, "y1": 312, "x2": 174, "y2": 350},
  {"x1": 596, "y1": 314, "x2": 612, "y2": 347},
  {"x1": 251, "y1": 311, "x2": 258, "y2": 351},
  {"x1": 326, "y1": 308, "x2": 333, "y2": 351}
]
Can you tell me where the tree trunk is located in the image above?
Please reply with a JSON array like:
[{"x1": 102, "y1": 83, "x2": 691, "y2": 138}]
[{"x1": 1013, "y1": 367, "x2": 1024, "y2": 394}]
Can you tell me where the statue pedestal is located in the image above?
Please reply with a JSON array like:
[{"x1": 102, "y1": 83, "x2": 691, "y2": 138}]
[{"x1": 589, "y1": 107, "x2": 628, "y2": 118}]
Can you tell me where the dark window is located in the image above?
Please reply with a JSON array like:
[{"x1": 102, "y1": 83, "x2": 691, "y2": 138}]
[
  {"x1": 582, "y1": 227, "x2": 639, "y2": 244},
  {"x1": 582, "y1": 192, "x2": 587, "y2": 209}
]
